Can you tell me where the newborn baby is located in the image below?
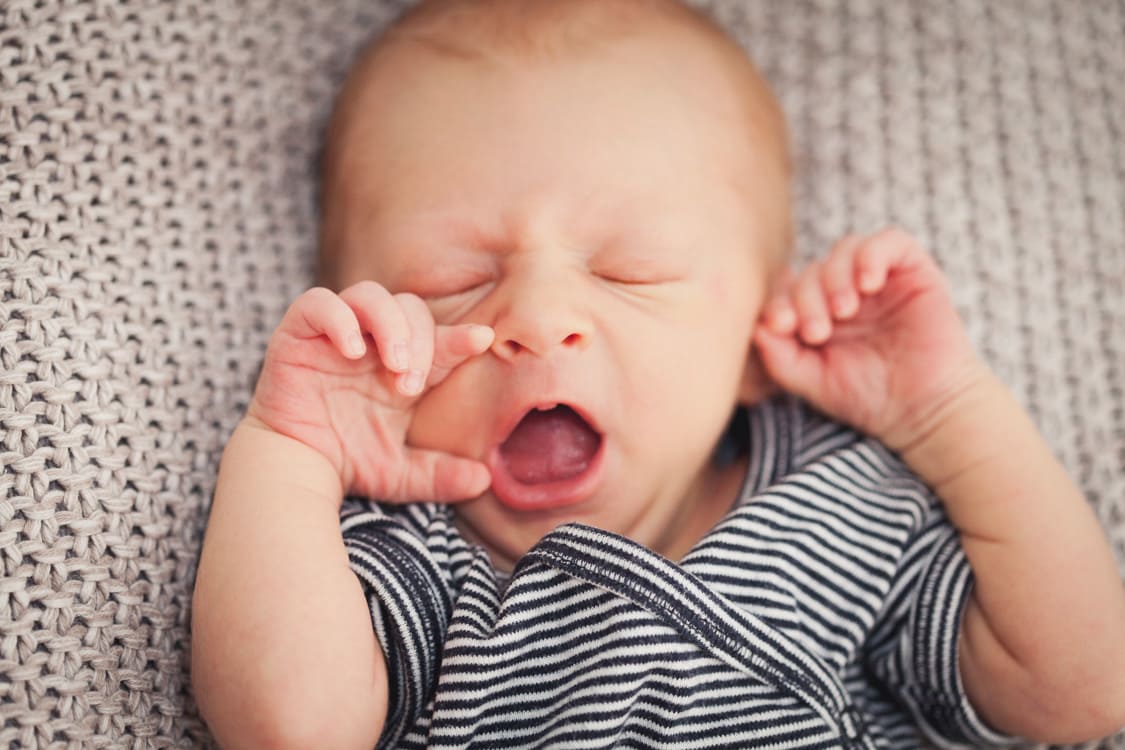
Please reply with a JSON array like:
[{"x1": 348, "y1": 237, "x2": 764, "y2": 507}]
[{"x1": 191, "y1": 1, "x2": 1125, "y2": 748}]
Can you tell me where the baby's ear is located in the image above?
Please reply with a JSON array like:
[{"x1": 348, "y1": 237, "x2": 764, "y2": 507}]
[
  {"x1": 738, "y1": 264, "x2": 790, "y2": 405},
  {"x1": 738, "y1": 345, "x2": 778, "y2": 406}
]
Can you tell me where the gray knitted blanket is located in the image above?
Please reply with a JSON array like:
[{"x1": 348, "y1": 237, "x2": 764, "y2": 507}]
[{"x1": 1, "y1": 0, "x2": 1121, "y2": 747}]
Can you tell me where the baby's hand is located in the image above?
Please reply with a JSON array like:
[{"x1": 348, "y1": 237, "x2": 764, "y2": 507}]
[
  {"x1": 246, "y1": 283, "x2": 495, "y2": 502},
  {"x1": 754, "y1": 228, "x2": 990, "y2": 452}
]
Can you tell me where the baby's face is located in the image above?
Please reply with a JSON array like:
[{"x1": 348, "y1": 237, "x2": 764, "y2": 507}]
[{"x1": 326, "y1": 24, "x2": 787, "y2": 566}]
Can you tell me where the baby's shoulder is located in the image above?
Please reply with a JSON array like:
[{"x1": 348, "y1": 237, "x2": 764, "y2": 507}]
[
  {"x1": 743, "y1": 395, "x2": 934, "y2": 515},
  {"x1": 341, "y1": 498, "x2": 481, "y2": 589},
  {"x1": 744, "y1": 395, "x2": 870, "y2": 478}
]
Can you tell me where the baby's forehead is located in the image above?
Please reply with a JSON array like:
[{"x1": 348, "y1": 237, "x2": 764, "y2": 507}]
[
  {"x1": 335, "y1": 0, "x2": 788, "y2": 170},
  {"x1": 344, "y1": 0, "x2": 780, "y2": 122}
]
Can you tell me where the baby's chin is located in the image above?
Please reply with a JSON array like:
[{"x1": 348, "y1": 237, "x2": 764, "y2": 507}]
[
  {"x1": 450, "y1": 495, "x2": 538, "y2": 573},
  {"x1": 451, "y1": 489, "x2": 616, "y2": 573}
]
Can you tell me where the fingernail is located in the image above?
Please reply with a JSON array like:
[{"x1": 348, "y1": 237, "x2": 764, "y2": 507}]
[
  {"x1": 346, "y1": 332, "x2": 365, "y2": 357},
  {"x1": 803, "y1": 319, "x2": 830, "y2": 342},
  {"x1": 401, "y1": 370, "x2": 424, "y2": 395},
  {"x1": 392, "y1": 342, "x2": 409, "y2": 371},
  {"x1": 833, "y1": 291, "x2": 857, "y2": 317},
  {"x1": 471, "y1": 325, "x2": 495, "y2": 346},
  {"x1": 772, "y1": 306, "x2": 796, "y2": 332}
]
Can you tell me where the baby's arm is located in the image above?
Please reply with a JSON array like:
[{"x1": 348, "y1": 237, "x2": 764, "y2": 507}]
[
  {"x1": 192, "y1": 421, "x2": 388, "y2": 749},
  {"x1": 754, "y1": 229, "x2": 1125, "y2": 742},
  {"x1": 191, "y1": 285, "x2": 493, "y2": 748},
  {"x1": 900, "y1": 356, "x2": 1125, "y2": 741}
]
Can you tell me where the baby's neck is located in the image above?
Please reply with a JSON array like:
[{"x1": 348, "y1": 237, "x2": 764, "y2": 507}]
[{"x1": 651, "y1": 451, "x2": 749, "y2": 563}]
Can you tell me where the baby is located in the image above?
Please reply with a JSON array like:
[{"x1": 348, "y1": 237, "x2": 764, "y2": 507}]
[{"x1": 190, "y1": 0, "x2": 1125, "y2": 748}]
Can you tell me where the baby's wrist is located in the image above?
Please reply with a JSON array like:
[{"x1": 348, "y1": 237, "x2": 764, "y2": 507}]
[
  {"x1": 891, "y1": 367, "x2": 1014, "y2": 487},
  {"x1": 225, "y1": 415, "x2": 346, "y2": 511}
]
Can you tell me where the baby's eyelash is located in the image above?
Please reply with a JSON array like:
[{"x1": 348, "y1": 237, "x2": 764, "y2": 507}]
[
  {"x1": 589, "y1": 247, "x2": 688, "y2": 286},
  {"x1": 596, "y1": 272, "x2": 661, "y2": 285},
  {"x1": 421, "y1": 282, "x2": 491, "y2": 323},
  {"x1": 593, "y1": 266, "x2": 686, "y2": 286},
  {"x1": 416, "y1": 279, "x2": 491, "y2": 300}
]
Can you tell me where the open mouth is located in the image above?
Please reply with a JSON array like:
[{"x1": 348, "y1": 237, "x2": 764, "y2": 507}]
[{"x1": 489, "y1": 404, "x2": 605, "y2": 511}]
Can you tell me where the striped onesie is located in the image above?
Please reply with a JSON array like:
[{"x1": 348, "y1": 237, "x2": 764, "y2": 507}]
[{"x1": 341, "y1": 396, "x2": 1014, "y2": 748}]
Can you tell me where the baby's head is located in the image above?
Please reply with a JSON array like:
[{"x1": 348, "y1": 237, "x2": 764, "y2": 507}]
[
  {"x1": 320, "y1": 0, "x2": 790, "y2": 283},
  {"x1": 318, "y1": 0, "x2": 793, "y2": 566}
]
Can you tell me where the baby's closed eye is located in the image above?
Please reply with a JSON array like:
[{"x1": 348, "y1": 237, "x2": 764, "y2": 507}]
[
  {"x1": 589, "y1": 246, "x2": 689, "y2": 286},
  {"x1": 417, "y1": 278, "x2": 493, "y2": 300},
  {"x1": 394, "y1": 264, "x2": 496, "y2": 324},
  {"x1": 396, "y1": 260, "x2": 495, "y2": 300}
]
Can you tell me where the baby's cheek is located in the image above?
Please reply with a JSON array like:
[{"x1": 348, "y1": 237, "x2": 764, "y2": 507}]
[
  {"x1": 705, "y1": 272, "x2": 758, "y2": 330},
  {"x1": 407, "y1": 360, "x2": 492, "y2": 459},
  {"x1": 706, "y1": 274, "x2": 729, "y2": 305}
]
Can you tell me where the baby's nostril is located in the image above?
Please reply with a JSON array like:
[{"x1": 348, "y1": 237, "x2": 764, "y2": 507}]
[{"x1": 496, "y1": 331, "x2": 581, "y2": 357}]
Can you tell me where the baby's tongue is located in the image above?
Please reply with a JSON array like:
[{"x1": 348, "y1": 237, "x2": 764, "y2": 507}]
[{"x1": 499, "y1": 406, "x2": 600, "y2": 484}]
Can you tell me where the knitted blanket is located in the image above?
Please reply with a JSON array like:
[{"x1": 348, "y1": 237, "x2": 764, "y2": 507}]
[{"x1": 1, "y1": 0, "x2": 1121, "y2": 747}]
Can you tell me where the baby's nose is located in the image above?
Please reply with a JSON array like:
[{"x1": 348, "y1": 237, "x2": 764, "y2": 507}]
[
  {"x1": 490, "y1": 282, "x2": 591, "y2": 361},
  {"x1": 495, "y1": 328, "x2": 585, "y2": 359}
]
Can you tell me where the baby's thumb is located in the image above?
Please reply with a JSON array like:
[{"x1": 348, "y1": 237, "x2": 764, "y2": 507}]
[
  {"x1": 429, "y1": 324, "x2": 495, "y2": 388},
  {"x1": 390, "y1": 448, "x2": 492, "y2": 504}
]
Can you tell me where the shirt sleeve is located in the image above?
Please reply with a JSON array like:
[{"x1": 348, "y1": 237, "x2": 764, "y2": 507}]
[
  {"x1": 340, "y1": 499, "x2": 453, "y2": 749},
  {"x1": 864, "y1": 498, "x2": 1019, "y2": 748}
]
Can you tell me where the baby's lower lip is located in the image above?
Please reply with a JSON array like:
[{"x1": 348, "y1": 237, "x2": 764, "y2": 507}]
[{"x1": 487, "y1": 440, "x2": 606, "y2": 512}]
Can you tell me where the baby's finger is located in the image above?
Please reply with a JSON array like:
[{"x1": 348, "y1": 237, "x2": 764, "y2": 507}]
[
  {"x1": 753, "y1": 324, "x2": 822, "y2": 404},
  {"x1": 760, "y1": 267, "x2": 798, "y2": 334},
  {"x1": 429, "y1": 324, "x2": 495, "y2": 388},
  {"x1": 820, "y1": 235, "x2": 864, "y2": 319},
  {"x1": 793, "y1": 261, "x2": 833, "y2": 345},
  {"x1": 281, "y1": 287, "x2": 366, "y2": 359},
  {"x1": 395, "y1": 293, "x2": 435, "y2": 396},
  {"x1": 388, "y1": 448, "x2": 491, "y2": 503},
  {"x1": 854, "y1": 227, "x2": 920, "y2": 295},
  {"x1": 339, "y1": 281, "x2": 412, "y2": 373}
]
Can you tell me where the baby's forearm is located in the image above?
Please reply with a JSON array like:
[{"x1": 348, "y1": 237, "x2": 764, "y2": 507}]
[
  {"x1": 191, "y1": 418, "x2": 387, "y2": 749},
  {"x1": 901, "y1": 371, "x2": 1125, "y2": 740}
]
